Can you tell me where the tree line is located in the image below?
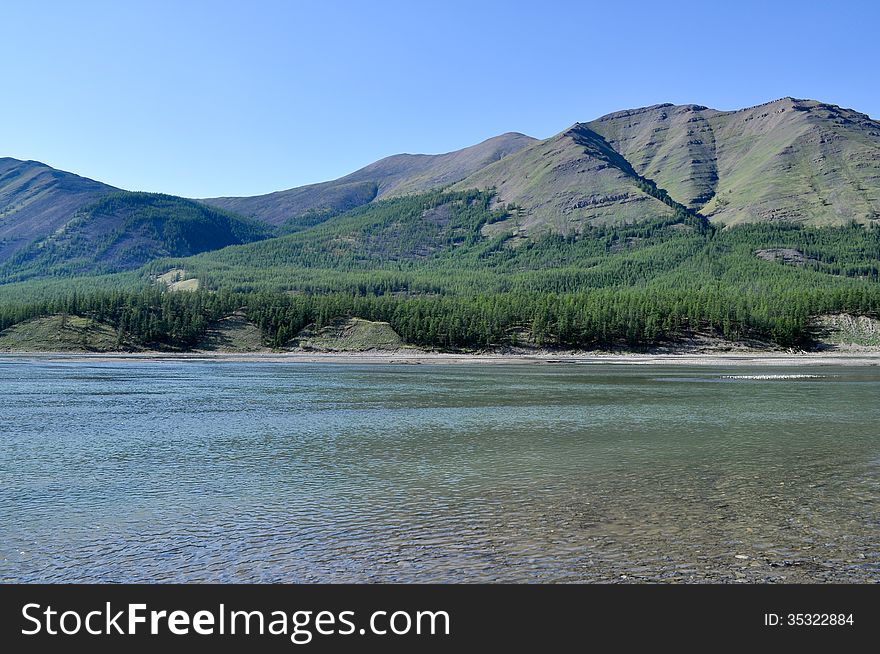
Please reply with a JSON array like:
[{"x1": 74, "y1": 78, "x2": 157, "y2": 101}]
[{"x1": 2, "y1": 283, "x2": 878, "y2": 351}]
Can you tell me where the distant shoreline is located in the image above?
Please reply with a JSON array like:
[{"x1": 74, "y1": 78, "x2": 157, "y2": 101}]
[{"x1": 2, "y1": 350, "x2": 880, "y2": 366}]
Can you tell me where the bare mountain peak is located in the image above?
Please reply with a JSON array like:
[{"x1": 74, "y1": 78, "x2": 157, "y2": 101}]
[
  {"x1": 588, "y1": 98, "x2": 869, "y2": 125},
  {"x1": 725, "y1": 97, "x2": 875, "y2": 121},
  {"x1": 593, "y1": 103, "x2": 675, "y2": 122}
]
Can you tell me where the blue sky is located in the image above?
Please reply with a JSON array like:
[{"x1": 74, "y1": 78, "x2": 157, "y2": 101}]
[{"x1": 2, "y1": 0, "x2": 877, "y2": 198}]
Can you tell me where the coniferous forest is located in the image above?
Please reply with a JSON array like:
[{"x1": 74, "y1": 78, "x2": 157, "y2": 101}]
[{"x1": 1, "y1": 190, "x2": 878, "y2": 351}]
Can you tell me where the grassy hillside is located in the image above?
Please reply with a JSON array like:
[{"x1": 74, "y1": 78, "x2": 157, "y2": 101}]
[
  {"x1": 204, "y1": 180, "x2": 381, "y2": 233},
  {"x1": 699, "y1": 99, "x2": 880, "y2": 226},
  {"x1": 0, "y1": 314, "x2": 135, "y2": 352},
  {"x1": 196, "y1": 312, "x2": 268, "y2": 352},
  {"x1": 587, "y1": 98, "x2": 880, "y2": 227},
  {"x1": 452, "y1": 125, "x2": 677, "y2": 234},
  {"x1": 290, "y1": 317, "x2": 405, "y2": 352},
  {"x1": 0, "y1": 192, "x2": 272, "y2": 283},
  {"x1": 587, "y1": 103, "x2": 722, "y2": 211},
  {"x1": 4, "y1": 98, "x2": 878, "y2": 286},
  {"x1": 454, "y1": 98, "x2": 880, "y2": 235}
]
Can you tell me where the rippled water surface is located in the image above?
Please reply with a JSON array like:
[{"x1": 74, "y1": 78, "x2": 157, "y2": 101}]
[{"x1": 2, "y1": 358, "x2": 878, "y2": 582}]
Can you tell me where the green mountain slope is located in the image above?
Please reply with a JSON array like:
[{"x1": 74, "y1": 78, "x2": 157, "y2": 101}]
[
  {"x1": 588, "y1": 98, "x2": 880, "y2": 226},
  {"x1": 451, "y1": 124, "x2": 704, "y2": 235},
  {"x1": 586, "y1": 103, "x2": 722, "y2": 211},
  {"x1": 0, "y1": 192, "x2": 271, "y2": 282},
  {"x1": 700, "y1": 99, "x2": 880, "y2": 225},
  {"x1": 0, "y1": 158, "x2": 117, "y2": 261},
  {"x1": 142, "y1": 189, "x2": 877, "y2": 298},
  {"x1": 453, "y1": 98, "x2": 880, "y2": 233}
]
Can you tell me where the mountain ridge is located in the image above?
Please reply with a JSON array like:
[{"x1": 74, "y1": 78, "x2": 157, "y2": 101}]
[
  {"x1": 453, "y1": 97, "x2": 880, "y2": 234},
  {"x1": 2, "y1": 97, "x2": 879, "y2": 283},
  {"x1": 589, "y1": 97, "x2": 880, "y2": 226},
  {"x1": 202, "y1": 131, "x2": 536, "y2": 226}
]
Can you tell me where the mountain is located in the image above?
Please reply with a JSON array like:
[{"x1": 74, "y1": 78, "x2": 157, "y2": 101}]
[
  {"x1": 588, "y1": 98, "x2": 880, "y2": 225},
  {"x1": 451, "y1": 123, "x2": 683, "y2": 235},
  {"x1": 2, "y1": 98, "x2": 879, "y2": 287},
  {"x1": 0, "y1": 191, "x2": 271, "y2": 282},
  {"x1": 0, "y1": 158, "x2": 117, "y2": 261},
  {"x1": 452, "y1": 98, "x2": 880, "y2": 234},
  {"x1": 0, "y1": 159, "x2": 271, "y2": 281},
  {"x1": 202, "y1": 132, "x2": 536, "y2": 227},
  {"x1": 205, "y1": 97, "x2": 880, "y2": 240},
  {"x1": 2, "y1": 97, "x2": 879, "y2": 354}
]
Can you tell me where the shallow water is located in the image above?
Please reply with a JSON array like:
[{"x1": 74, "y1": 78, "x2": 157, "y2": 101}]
[{"x1": 1, "y1": 358, "x2": 878, "y2": 582}]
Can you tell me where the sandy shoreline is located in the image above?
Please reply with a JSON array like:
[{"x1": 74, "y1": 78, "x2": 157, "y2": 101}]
[{"x1": 2, "y1": 349, "x2": 880, "y2": 366}]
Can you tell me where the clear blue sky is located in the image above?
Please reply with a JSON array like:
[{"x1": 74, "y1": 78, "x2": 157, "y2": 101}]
[{"x1": 2, "y1": 0, "x2": 877, "y2": 198}]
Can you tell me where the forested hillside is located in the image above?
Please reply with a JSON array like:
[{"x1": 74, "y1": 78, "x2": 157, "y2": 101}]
[
  {"x1": 0, "y1": 158, "x2": 117, "y2": 261},
  {"x1": 0, "y1": 192, "x2": 271, "y2": 283},
  {"x1": 1, "y1": 189, "x2": 878, "y2": 352}
]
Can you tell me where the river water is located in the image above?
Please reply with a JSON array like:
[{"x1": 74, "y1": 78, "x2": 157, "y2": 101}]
[{"x1": 1, "y1": 358, "x2": 878, "y2": 582}]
